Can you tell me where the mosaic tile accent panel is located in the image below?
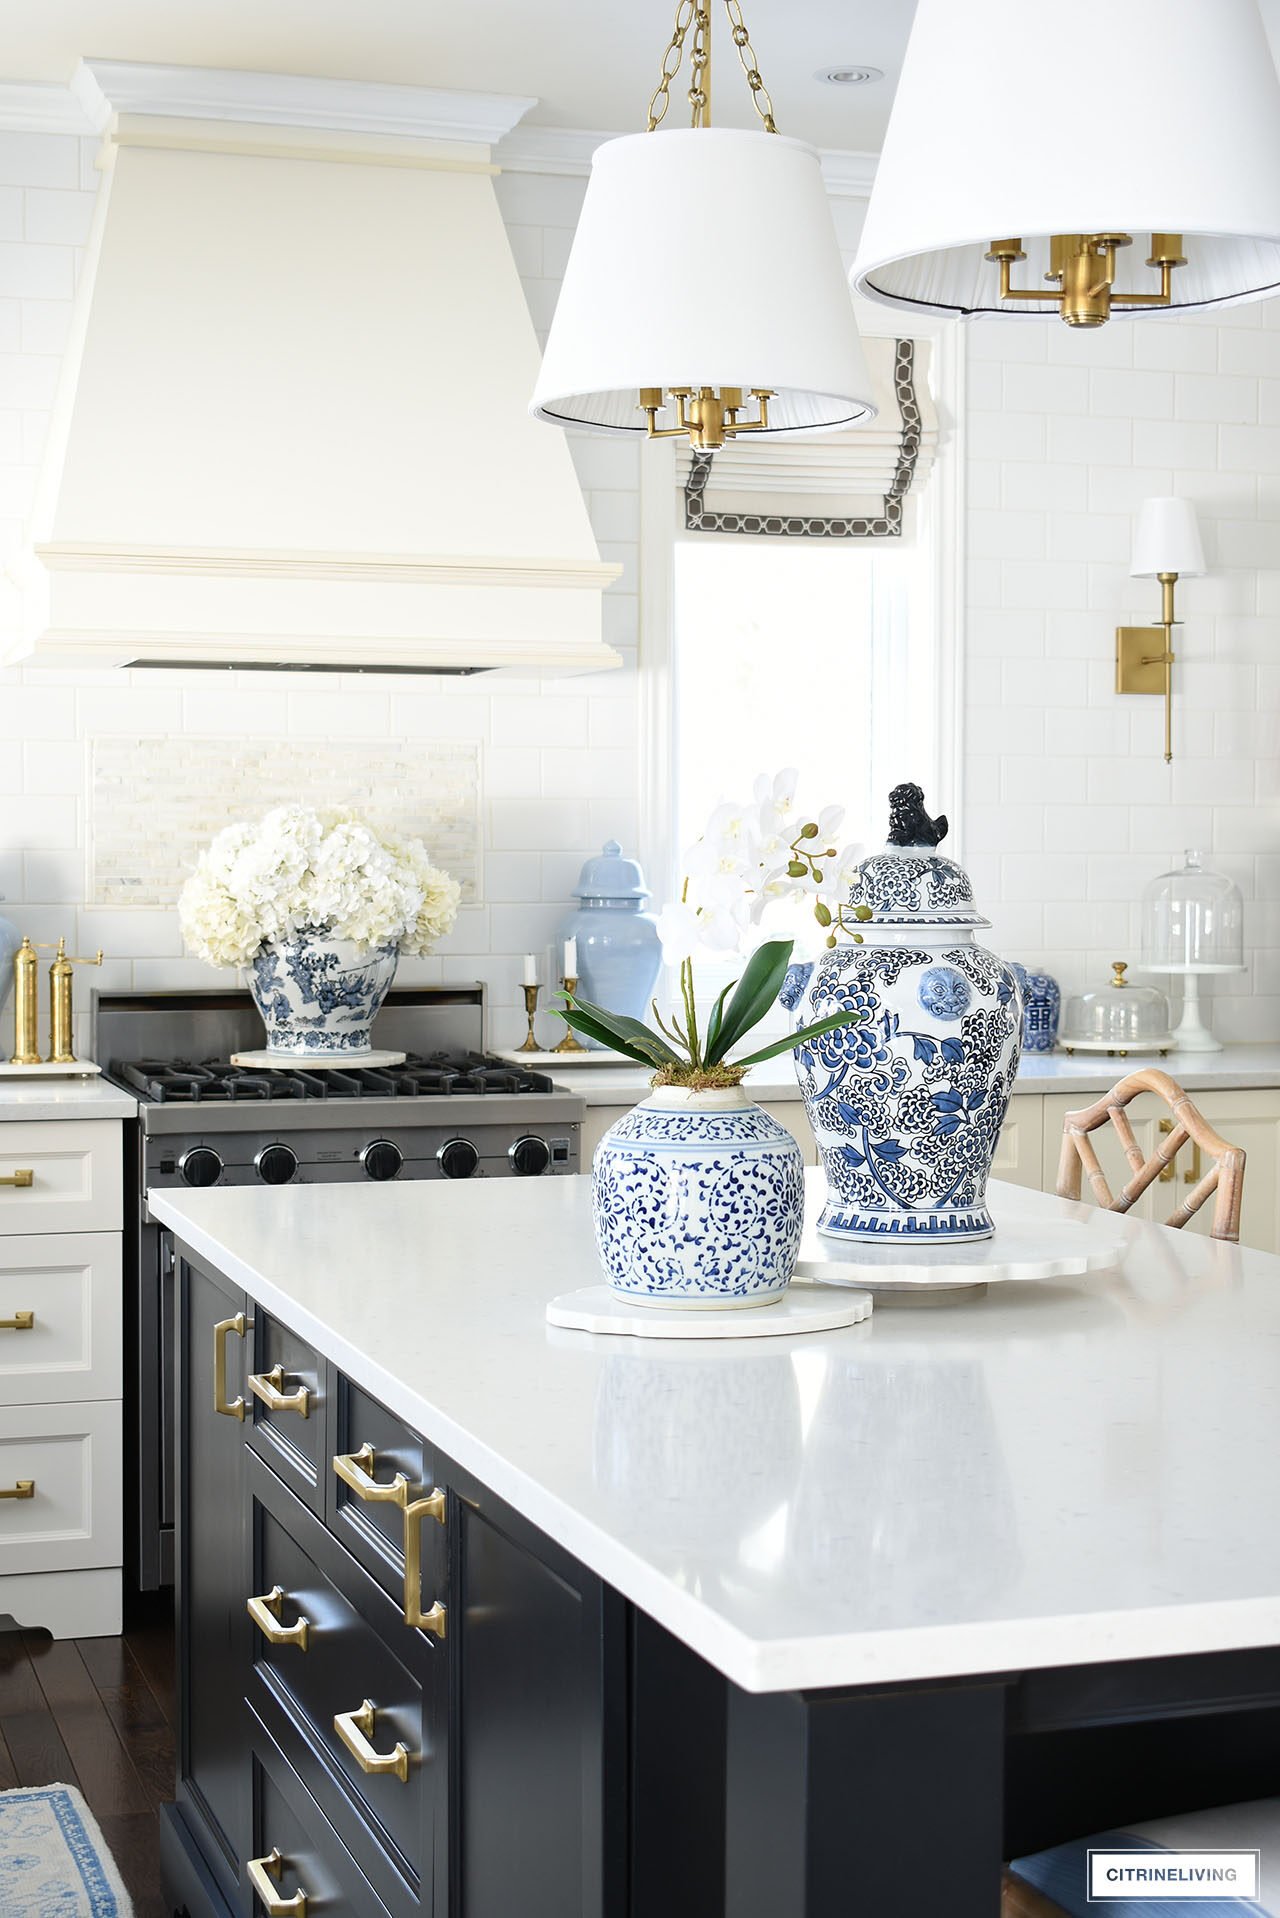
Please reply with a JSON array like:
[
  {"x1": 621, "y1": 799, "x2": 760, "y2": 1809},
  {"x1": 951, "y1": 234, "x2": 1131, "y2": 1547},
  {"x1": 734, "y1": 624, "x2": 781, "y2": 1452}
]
[{"x1": 88, "y1": 736, "x2": 483, "y2": 908}]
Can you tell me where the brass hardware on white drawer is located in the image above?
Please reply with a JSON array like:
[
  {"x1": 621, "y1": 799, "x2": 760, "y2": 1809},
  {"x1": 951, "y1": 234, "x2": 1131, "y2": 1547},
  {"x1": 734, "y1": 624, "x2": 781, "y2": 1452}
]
[
  {"x1": 213, "y1": 1312, "x2": 251, "y2": 1420},
  {"x1": 333, "y1": 1699, "x2": 411, "y2": 1783},
  {"x1": 0, "y1": 1311, "x2": 33, "y2": 1331},
  {"x1": 248, "y1": 1365, "x2": 310, "y2": 1419},
  {"x1": 246, "y1": 1847, "x2": 308, "y2": 1916},
  {"x1": 0, "y1": 1170, "x2": 33, "y2": 1188},
  {"x1": 1159, "y1": 1118, "x2": 1177, "y2": 1181},
  {"x1": 333, "y1": 1443, "x2": 410, "y2": 1507},
  {"x1": 403, "y1": 1487, "x2": 447, "y2": 1637},
  {"x1": 246, "y1": 1585, "x2": 310, "y2": 1651},
  {"x1": 0, "y1": 1480, "x2": 34, "y2": 1500},
  {"x1": 1184, "y1": 1141, "x2": 1203, "y2": 1186}
]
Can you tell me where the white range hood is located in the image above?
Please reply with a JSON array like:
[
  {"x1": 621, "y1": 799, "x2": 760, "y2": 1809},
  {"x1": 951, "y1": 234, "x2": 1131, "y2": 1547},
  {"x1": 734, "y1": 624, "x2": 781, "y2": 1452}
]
[{"x1": 13, "y1": 62, "x2": 621, "y2": 674}]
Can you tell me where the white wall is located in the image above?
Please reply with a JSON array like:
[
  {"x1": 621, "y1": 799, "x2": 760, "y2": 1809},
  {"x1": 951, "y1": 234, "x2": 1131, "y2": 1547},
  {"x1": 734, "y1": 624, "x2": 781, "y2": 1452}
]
[
  {"x1": 0, "y1": 135, "x2": 638, "y2": 1051},
  {"x1": 963, "y1": 308, "x2": 1280, "y2": 1041}
]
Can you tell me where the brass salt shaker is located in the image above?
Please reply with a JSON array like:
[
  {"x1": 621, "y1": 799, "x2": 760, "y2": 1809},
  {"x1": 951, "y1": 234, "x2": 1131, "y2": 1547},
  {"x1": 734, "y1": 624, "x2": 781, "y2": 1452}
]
[
  {"x1": 48, "y1": 939, "x2": 105, "y2": 1065},
  {"x1": 11, "y1": 938, "x2": 45, "y2": 1065}
]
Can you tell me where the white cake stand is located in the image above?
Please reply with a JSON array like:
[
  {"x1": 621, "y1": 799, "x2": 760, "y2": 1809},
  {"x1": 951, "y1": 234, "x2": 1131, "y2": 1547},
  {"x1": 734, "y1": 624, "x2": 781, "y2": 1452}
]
[
  {"x1": 546, "y1": 1284, "x2": 873, "y2": 1340},
  {"x1": 794, "y1": 1210, "x2": 1129, "y2": 1301},
  {"x1": 230, "y1": 1048, "x2": 406, "y2": 1069}
]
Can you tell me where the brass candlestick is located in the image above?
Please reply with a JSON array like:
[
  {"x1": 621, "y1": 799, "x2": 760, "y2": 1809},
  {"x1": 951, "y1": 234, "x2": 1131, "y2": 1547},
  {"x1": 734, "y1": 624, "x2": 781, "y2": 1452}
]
[
  {"x1": 553, "y1": 976, "x2": 587, "y2": 1053},
  {"x1": 516, "y1": 983, "x2": 542, "y2": 1053}
]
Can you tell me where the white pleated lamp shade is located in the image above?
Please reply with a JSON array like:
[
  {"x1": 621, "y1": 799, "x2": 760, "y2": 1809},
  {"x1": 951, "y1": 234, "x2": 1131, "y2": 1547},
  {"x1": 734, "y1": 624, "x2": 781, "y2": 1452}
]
[
  {"x1": 852, "y1": 0, "x2": 1280, "y2": 319},
  {"x1": 1131, "y1": 497, "x2": 1206, "y2": 578},
  {"x1": 531, "y1": 128, "x2": 876, "y2": 436}
]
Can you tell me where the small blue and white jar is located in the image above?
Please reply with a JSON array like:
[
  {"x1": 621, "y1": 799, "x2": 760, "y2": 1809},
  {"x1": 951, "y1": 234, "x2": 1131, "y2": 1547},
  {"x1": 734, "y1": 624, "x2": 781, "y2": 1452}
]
[
  {"x1": 593, "y1": 1085, "x2": 805, "y2": 1308},
  {"x1": 1011, "y1": 965, "x2": 1060, "y2": 1053},
  {"x1": 247, "y1": 929, "x2": 399, "y2": 1057},
  {"x1": 792, "y1": 792, "x2": 1022, "y2": 1244}
]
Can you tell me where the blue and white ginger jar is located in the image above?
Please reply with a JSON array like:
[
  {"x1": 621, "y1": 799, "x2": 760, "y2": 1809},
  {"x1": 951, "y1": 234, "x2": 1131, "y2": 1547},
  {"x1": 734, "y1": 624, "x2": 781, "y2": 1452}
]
[
  {"x1": 562, "y1": 842, "x2": 662, "y2": 1048},
  {"x1": 792, "y1": 817, "x2": 1022, "y2": 1244},
  {"x1": 1011, "y1": 964, "x2": 1060, "y2": 1054},
  {"x1": 247, "y1": 929, "x2": 399, "y2": 1057},
  {"x1": 593, "y1": 1085, "x2": 805, "y2": 1307}
]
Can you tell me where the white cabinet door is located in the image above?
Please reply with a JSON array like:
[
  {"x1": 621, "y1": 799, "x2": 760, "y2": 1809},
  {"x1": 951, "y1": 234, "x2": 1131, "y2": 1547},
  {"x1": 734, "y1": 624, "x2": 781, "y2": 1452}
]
[
  {"x1": 0, "y1": 1121, "x2": 122, "y2": 1236},
  {"x1": 990, "y1": 1094, "x2": 1044, "y2": 1190},
  {"x1": 0, "y1": 1233, "x2": 122, "y2": 1405},
  {"x1": 0, "y1": 1399, "x2": 123, "y2": 1576}
]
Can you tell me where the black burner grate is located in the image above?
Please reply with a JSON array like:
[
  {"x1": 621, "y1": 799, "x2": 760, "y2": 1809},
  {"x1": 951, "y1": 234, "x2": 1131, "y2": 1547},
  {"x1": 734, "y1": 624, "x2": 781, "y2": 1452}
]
[{"x1": 112, "y1": 1052, "x2": 556, "y2": 1102}]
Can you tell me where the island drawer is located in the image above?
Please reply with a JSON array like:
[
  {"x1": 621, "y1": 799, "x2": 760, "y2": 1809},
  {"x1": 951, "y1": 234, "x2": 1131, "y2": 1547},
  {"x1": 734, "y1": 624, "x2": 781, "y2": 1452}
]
[
  {"x1": 247, "y1": 1310, "x2": 326, "y2": 1516},
  {"x1": 331, "y1": 1376, "x2": 435, "y2": 1601},
  {"x1": 249, "y1": 1716, "x2": 395, "y2": 1918},
  {"x1": 246, "y1": 1451, "x2": 444, "y2": 1911},
  {"x1": 0, "y1": 1121, "x2": 121, "y2": 1237}
]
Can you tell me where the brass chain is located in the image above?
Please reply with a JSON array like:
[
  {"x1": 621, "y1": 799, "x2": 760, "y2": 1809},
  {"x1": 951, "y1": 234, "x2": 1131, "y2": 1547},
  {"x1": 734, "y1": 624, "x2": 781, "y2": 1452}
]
[
  {"x1": 645, "y1": 0, "x2": 778, "y2": 132},
  {"x1": 723, "y1": 0, "x2": 777, "y2": 132}
]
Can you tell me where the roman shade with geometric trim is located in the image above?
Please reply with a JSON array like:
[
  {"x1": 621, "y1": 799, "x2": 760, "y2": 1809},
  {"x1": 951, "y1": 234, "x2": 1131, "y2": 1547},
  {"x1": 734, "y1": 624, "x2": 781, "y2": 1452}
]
[{"x1": 679, "y1": 338, "x2": 937, "y2": 538}]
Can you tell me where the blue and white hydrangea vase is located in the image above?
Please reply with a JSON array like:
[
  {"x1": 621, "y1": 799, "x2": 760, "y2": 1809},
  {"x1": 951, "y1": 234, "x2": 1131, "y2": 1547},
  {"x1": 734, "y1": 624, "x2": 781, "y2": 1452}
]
[
  {"x1": 1010, "y1": 964, "x2": 1061, "y2": 1054},
  {"x1": 792, "y1": 790, "x2": 1022, "y2": 1244},
  {"x1": 247, "y1": 929, "x2": 400, "y2": 1057},
  {"x1": 593, "y1": 1086, "x2": 805, "y2": 1308}
]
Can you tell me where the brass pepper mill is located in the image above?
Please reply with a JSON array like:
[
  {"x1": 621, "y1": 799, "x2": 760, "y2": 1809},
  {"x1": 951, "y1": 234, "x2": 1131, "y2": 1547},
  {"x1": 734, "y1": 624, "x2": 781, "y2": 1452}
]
[
  {"x1": 10, "y1": 938, "x2": 45, "y2": 1065},
  {"x1": 48, "y1": 939, "x2": 104, "y2": 1065}
]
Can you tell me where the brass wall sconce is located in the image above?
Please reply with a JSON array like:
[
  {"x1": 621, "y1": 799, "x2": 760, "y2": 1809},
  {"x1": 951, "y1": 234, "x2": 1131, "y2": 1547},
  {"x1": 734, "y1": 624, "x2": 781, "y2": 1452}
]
[{"x1": 1115, "y1": 496, "x2": 1205, "y2": 763}]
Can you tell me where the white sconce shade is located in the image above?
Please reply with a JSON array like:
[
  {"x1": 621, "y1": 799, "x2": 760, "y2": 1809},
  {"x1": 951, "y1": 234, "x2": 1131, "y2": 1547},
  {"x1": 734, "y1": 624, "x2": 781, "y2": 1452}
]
[
  {"x1": 851, "y1": 0, "x2": 1280, "y2": 319},
  {"x1": 531, "y1": 128, "x2": 876, "y2": 436},
  {"x1": 1131, "y1": 498, "x2": 1206, "y2": 578}
]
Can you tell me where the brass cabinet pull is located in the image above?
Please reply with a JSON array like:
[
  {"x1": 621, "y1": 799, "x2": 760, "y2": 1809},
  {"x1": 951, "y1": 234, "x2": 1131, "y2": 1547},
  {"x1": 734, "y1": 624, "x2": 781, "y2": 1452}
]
[
  {"x1": 1185, "y1": 1141, "x2": 1203, "y2": 1186},
  {"x1": 403, "y1": 1488, "x2": 447, "y2": 1637},
  {"x1": 0, "y1": 1311, "x2": 33, "y2": 1331},
  {"x1": 213, "y1": 1312, "x2": 250, "y2": 1420},
  {"x1": 1158, "y1": 1118, "x2": 1177, "y2": 1182},
  {"x1": 0, "y1": 1170, "x2": 33, "y2": 1188},
  {"x1": 246, "y1": 1585, "x2": 310, "y2": 1651},
  {"x1": 0, "y1": 1480, "x2": 34, "y2": 1500},
  {"x1": 248, "y1": 1365, "x2": 310, "y2": 1419},
  {"x1": 333, "y1": 1444, "x2": 410, "y2": 1508},
  {"x1": 246, "y1": 1848, "x2": 307, "y2": 1916},
  {"x1": 333, "y1": 1699, "x2": 411, "y2": 1783}
]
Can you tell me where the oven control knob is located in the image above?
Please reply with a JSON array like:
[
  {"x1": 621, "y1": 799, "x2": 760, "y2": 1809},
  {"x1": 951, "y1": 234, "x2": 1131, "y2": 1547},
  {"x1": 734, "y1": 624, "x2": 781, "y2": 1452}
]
[
  {"x1": 438, "y1": 1137, "x2": 479, "y2": 1181},
  {"x1": 510, "y1": 1135, "x2": 551, "y2": 1178},
  {"x1": 361, "y1": 1139, "x2": 403, "y2": 1183},
  {"x1": 179, "y1": 1146, "x2": 223, "y2": 1189},
  {"x1": 255, "y1": 1143, "x2": 298, "y2": 1186}
]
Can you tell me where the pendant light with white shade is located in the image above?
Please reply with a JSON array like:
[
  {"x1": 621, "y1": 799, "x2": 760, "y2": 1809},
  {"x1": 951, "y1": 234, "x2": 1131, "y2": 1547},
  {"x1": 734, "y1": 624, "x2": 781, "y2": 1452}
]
[
  {"x1": 530, "y1": 3, "x2": 876, "y2": 449},
  {"x1": 851, "y1": 0, "x2": 1280, "y2": 328}
]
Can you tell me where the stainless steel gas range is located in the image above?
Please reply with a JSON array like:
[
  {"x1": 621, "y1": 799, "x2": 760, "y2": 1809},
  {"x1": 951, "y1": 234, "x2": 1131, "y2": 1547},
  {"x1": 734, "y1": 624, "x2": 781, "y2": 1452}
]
[{"x1": 96, "y1": 985, "x2": 585, "y2": 1589}]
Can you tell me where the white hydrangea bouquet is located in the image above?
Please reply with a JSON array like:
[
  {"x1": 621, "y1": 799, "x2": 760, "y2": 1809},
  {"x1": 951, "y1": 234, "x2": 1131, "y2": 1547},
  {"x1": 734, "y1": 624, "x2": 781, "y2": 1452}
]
[
  {"x1": 560, "y1": 769, "x2": 871, "y2": 1089},
  {"x1": 179, "y1": 805, "x2": 461, "y2": 969},
  {"x1": 179, "y1": 805, "x2": 462, "y2": 1058}
]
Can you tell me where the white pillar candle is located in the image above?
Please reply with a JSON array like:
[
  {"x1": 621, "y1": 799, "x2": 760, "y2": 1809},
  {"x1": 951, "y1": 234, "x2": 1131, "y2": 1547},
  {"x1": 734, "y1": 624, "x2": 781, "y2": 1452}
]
[
  {"x1": 563, "y1": 937, "x2": 578, "y2": 978},
  {"x1": 522, "y1": 953, "x2": 537, "y2": 987}
]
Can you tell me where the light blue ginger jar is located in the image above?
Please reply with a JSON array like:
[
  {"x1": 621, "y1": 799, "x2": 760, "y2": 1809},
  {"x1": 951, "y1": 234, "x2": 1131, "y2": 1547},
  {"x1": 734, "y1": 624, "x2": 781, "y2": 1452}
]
[
  {"x1": 563, "y1": 842, "x2": 662, "y2": 1047},
  {"x1": 1011, "y1": 964, "x2": 1060, "y2": 1053},
  {"x1": 0, "y1": 898, "x2": 20, "y2": 1015},
  {"x1": 593, "y1": 1085, "x2": 805, "y2": 1308},
  {"x1": 792, "y1": 788, "x2": 1022, "y2": 1244}
]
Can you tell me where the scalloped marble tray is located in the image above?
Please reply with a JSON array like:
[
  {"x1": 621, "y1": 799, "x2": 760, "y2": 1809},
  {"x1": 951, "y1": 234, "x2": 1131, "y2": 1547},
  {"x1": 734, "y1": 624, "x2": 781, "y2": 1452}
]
[
  {"x1": 230, "y1": 1048, "x2": 406, "y2": 1069},
  {"x1": 795, "y1": 1211, "x2": 1128, "y2": 1293},
  {"x1": 546, "y1": 1284, "x2": 873, "y2": 1340}
]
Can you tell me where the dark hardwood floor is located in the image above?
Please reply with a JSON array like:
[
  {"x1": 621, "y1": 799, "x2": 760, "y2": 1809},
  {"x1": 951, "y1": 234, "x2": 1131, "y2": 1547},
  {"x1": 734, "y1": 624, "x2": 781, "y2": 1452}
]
[{"x1": 0, "y1": 1597, "x2": 174, "y2": 1917}]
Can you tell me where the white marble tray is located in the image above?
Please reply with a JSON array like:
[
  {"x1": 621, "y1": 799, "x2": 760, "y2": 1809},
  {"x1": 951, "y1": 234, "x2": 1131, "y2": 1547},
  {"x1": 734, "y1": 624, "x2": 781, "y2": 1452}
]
[
  {"x1": 496, "y1": 1048, "x2": 630, "y2": 1068},
  {"x1": 0, "y1": 1060, "x2": 102, "y2": 1077},
  {"x1": 230, "y1": 1048, "x2": 406, "y2": 1069},
  {"x1": 546, "y1": 1283, "x2": 873, "y2": 1340},
  {"x1": 795, "y1": 1211, "x2": 1128, "y2": 1293}
]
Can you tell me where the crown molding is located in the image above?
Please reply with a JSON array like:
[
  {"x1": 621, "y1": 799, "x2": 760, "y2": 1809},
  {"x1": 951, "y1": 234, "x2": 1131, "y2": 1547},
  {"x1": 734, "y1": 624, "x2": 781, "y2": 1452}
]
[
  {"x1": 819, "y1": 148, "x2": 877, "y2": 199},
  {"x1": 0, "y1": 80, "x2": 95, "y2": 134},
  {"x1": 70, "y1": 60, "x2": 537, "y2": 146},
  {"x1": 497, "y1": 121, "x2": 876, "y2": 196}
]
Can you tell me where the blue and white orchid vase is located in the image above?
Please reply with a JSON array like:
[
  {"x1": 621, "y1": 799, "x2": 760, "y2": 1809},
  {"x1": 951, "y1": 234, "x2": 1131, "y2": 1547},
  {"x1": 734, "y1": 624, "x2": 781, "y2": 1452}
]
[
  {"x1": 247, "y1": 929, "x2": 399, "y2": 1057},
  {"x1": 593, "y1": 1085, "x2": 805, "y2": 1307},
  {"x1": 792, "y1": 797, "x2": 1022, "y2": 1244}
]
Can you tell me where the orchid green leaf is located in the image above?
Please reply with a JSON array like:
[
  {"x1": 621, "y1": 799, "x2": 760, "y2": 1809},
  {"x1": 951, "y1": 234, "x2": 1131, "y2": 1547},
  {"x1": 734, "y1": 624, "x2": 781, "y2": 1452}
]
[
  {"x1": 703, "y1": 940, "x2": 794, "y2": 1066},
  {"x1": 731, "y1": 1007, "x2": 866, "y2": 1069}
]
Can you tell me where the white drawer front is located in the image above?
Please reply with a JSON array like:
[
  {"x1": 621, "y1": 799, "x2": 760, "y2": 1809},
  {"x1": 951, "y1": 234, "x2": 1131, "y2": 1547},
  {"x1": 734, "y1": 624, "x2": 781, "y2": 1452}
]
[
  {"x1": 0, "y1": 1121, "x2": 122, "y2": 1236},
  {"x1": 0, "y1": 1401, "x2": 122, "y2": 1577},
  {"x1": 0, "y1": 1234, "x2": 122, "y2": 1404}
]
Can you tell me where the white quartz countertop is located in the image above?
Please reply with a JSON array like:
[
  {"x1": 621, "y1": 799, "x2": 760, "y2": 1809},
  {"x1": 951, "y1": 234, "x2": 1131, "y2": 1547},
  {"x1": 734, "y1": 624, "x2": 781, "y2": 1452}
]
[
  {"x1": 150, "y1": 1171, "x2": 1280, "y2": 1696},
  {"x1": 562, "y1": 1044, "x2": 1280, "y2": 1105},
  {"x1": 0, "y1": 1076, "x2": 137, "y2": 1122}
]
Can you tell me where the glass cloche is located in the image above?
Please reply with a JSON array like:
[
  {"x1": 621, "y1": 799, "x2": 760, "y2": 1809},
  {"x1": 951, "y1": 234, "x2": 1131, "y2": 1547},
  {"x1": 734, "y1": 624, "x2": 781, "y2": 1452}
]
[
  {"x1": 1060, "y1": 962, "x2": 1173, "y2": 1056},
  {"x1": 1141, "y1": 850, "x2": 1244, "y2": 972}
]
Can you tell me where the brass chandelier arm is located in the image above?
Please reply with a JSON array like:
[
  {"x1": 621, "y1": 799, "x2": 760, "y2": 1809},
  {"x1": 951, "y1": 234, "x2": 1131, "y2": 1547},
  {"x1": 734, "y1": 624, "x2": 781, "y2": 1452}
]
[
  {"x1": 645, "y1": 0, "x2": 778, "y2": 133},
  {"x1": 986, "y1": 234, "x2": 1185, "y2": 326},
  {"x1": 639, "y1": 385, "x2": 773, "y2": 449}
]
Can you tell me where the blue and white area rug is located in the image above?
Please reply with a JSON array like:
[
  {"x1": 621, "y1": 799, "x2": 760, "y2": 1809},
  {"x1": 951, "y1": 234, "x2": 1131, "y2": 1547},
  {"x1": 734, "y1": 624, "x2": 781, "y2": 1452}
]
[{"x1": 0, "y1": 1784, "x2": 133, "y2": 1915}]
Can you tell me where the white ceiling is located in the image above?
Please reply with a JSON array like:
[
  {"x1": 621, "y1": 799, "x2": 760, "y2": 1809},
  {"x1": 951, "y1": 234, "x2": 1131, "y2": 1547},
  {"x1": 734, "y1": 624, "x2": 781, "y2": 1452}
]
[{"x1": 0, "y1": 0, "x2": 915, "y2": 151}]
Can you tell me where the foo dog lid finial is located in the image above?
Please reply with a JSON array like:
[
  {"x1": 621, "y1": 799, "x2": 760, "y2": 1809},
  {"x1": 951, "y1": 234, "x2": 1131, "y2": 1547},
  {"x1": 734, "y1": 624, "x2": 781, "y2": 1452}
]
[{"x1": 845, "y1": 784, "x2": 987, "y2": 928}]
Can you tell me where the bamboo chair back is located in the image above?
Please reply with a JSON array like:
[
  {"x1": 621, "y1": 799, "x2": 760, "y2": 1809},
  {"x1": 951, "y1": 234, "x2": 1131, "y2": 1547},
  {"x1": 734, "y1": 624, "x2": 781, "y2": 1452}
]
[{"x1": 1056, "y1": 1068, "x2": 1245, "y2": 1243}]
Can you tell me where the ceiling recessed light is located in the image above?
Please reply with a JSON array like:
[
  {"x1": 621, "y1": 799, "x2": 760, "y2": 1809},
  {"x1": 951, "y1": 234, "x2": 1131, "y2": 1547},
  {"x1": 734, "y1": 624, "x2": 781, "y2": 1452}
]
[{"x1": 816, "y1": 65, "x2": 884, "y2": 86}]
